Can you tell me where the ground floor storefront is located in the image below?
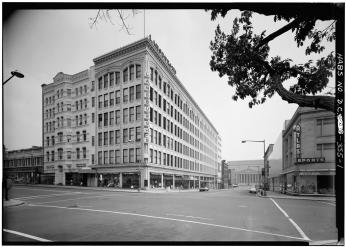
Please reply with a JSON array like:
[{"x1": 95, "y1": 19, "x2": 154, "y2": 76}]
[
  {"x1": 45, "y1": 165, "x2": 217, "y2": 190},
  {"x1": 281, "y1": 170, "x2": 335, "y2": 195}
]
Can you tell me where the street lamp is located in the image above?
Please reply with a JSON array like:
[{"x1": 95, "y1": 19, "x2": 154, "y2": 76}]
[
  {"x1": 241, "y1": 139, "x2": 267, "y2": 195},
  {"x1": 3, "y1": 70, "x2": 24, "y2": 85}
]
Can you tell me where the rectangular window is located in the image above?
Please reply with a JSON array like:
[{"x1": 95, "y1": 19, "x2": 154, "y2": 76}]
[
  {"x1": 154, "y1": 150, "x2": 157, "y2": 164},
  {"x1": 136, "y1": 65, "x2": 141, "y2": 79},
  {"x1": 104, "y1": 151, "x2": 108, "y2": 164},
  {"x1": 123, "y1": 128, "x2": 128, "y2": 143},
  {"x1": 150, "y1": 68, "x2": 153, "y2": 81},
  {"x1": 98, "y1": 95, "x2": 102, "y2": 109},
  {"x1": 98, "y1": 77, "x2": 102, "y2": 90},
  {"x1": 123, "y1": 149, "x2": 129, "y2": 163},
  {"x1": 76, "y1": 148, "x2": 80, "y2": 159},
  {"x1": 92, "y1": 97, "x2": 95, "y2": 107},
  {"x1": 98, "y1": 132, "x2": 102, "y2": 146},
  {"x1": 129, "y1": 107, "x2": 135, "y2": 122},
  {"x1": 150, "y1": 87, "x2": 153, "y2": 101},
  {"x1": 136, "y1": 84, "x2": 141, "y2": 99},
  {"x1": 123, "y1": 68, "x2": 128, "y2": 82},
  {"x1": 109, "y1": 111, "x2": 114, "y2": 125},
  {"x1": 104, "y1": 112, "x2": 108, "y2": 127},
  {"x1": 109, "y1": 150, "x2": 115, "y2": 164},
  {"x1": 115, "y1": 72, "x2": 120, "y2": 85},
  {"x1": 136, "y1": 105, "x2": 141, "y2": 121},
  {"x1": 98, "y1": 151, "x2": 102, "y2": 165},
  {"x1": 136, "y1": 148, "x2": 141, "y2": 162},
  {"x1": 123, "y1": 88, "x2": 129, "y2": 103},
  {"x1": 116, "y1": 90, "x2": 121, "y2": 104},
  {"x1": 115, "y1": 110, "x2": 120, "y2": 125},
  {"x1": 104, "y1": 74, "x2": 108, "y2": 89},
  {"x1": 115, "y1": 130, "x2": 120, "y2": 144},
  {"x1": 98, "y1": 114, "x2": 102, "y2": 127},
  {"x1": 136, "y1": 127, "x2": 141, "y2": 141},
  {"x1": 129, "y1": 65, "x2": 134, "y2": 81},
  {"x1": 83, "y1": 147, "x2": 86, "y2": 159},
  {"x1": 129, "y1": 86, "x2": 135, "y2": 101},
  {"x1": 129, "y1": 148, "x2": 134, "y2": 163},
  {"x1": 115, "y1": 150, "x2": 120, "y2": 163},
  {"x1": 92, "y1": 136, "x2": 95, "y2": 146},
  {"x1": 150, "y1": 149, "x2": 153, "y2": 163},
  {"x1": 129, "y1": 127, "x2": 135, "y2": 142},
  {"x1": 104, "y1": 132, "x2": 108, "y2": 146},
  {"x1": 110, "y1": 72, "x2": 114, "y2": 87},
  {"x1": 110, "y1": 131, "x2": 114, "y2": 145},
  {"x1": 109, "y1": 92, "x2": 115, "y2": 106},
  {"x1": 317, "y1": 118, "x2": 335, "y2": 136},
  {"x1": 158, "y1": 151, "x2": 161, "y2": 165},
  {"x1": 123, "y1": 108, "x2": 129, "y2": 124},
  {"x1": 104, "y1": 93, "x2": 108, "y2": 107}
]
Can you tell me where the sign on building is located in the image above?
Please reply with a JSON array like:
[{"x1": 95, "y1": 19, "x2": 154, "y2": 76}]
[{"x1": 296, "y1": 157, "x2": 325, "y2": 164}]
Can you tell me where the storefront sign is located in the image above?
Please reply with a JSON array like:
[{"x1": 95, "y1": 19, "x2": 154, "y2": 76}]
[
  {"x1": 295, "y1": 124, "x2": 301, "y2": 158},
  {"x1": 143, "y1": 77, "x2": 150, "y2": 157},
  {"x1": 296, "y1": 157, "x2": 325, "y2": 164}
]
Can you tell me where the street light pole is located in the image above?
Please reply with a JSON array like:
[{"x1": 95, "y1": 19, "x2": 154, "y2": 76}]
[
  {"x1": 3, "y1": 70, "x2": 24, "y2": 85},
  {"x1": 241, "y1": 139, "x2": 267, "y2": 196}
]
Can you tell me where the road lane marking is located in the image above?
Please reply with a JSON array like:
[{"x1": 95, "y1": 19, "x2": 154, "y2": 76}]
[
  {"x1": 13, "y1": 192, "x2": 84, "y2": 200},
  {"x1": 319, "y1": 201, "x2": 336, "y2": 206},
  {"x1": 166, "y1": 213, "x2": 212, "y2": 220},
  {"x1": 31, "y1": 194, "x2": 127, "y2": 204},
  {"x1": 3, "y1": 229, "x2": 52, "y2": 242},
  {"x1": 28, "y1": 203, "x2": 308, "y2": 241},
  {"x1": 13, "y1": 187, "x2": 77, "y2": 193},
  {"x1": 270, "y1": 198, "x2": 311, "y2": 241}
]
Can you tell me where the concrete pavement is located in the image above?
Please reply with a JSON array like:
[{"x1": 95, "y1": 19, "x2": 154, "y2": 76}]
[
  {"x1": 3, "y1": 199, "x2": 25, "y2": 207},
  {"x1": 259, "y1": 190, "x2": 336, "y2": 202}
]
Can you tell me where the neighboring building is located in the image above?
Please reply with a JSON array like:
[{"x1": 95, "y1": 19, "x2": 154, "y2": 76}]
[
  {"x1": 227, "y1": 160, "x2": 263, "y2": 186},
  {"x1": 216, "y1": 135, "x2": 222, "y2": 189},
  {"x1": 266, "y1": 134, "x2": 283, "y2": 192},
  {"x1": 281, "y1": 107, "x2": 335, "y2": 195},
  {"x1": 3, "y1": 146, "x2": 44, "y2": 184},
  {"x1": 42, "y1": 36, "x2": 220, "y2": 189},
  {"x1": 221, "y1": 160, "x2": 231, "y2": 189}
]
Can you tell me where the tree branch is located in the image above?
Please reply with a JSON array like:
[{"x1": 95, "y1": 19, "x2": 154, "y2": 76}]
[
  {"x1": 271, "y1": 74, "x2": 335, "y2": 111},
  {"x1": 255, "y1": 18, "x2": 302, "y2": 50},
  {"x1": 117, "y1": 9, "x2": 131, "y2": 35}
]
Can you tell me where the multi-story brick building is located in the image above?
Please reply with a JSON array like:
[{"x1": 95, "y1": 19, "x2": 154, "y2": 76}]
[
  {"x1": 281, "y1": 107, "x2": 335, "y2": 195},
  {"x1": 3, "y1": 146, "x2": 44, "y2": 184},
  {"x1": 42, "y1": 36, "x2": 221, "y2": 189}
]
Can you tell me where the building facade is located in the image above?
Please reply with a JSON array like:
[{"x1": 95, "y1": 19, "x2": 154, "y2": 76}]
[
  {"x1": 281, "y1": 107, "x2": 335, "y2": 195},
  {"x1": 42, "y1": 36, "x2": 221, "y2": 189},
  {"x1": 227, "y1": 160, "x2": 263, "y2": 186},
  {"x1": 3, "y1": 146, "x2": 44, "y2": 184}
]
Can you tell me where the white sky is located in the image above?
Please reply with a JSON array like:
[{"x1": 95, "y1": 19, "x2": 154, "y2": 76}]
[{"x1": 2, "y1": 9, "x2": 335, "y2": 161}]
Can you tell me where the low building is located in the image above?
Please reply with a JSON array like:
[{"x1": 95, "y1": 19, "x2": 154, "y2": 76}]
[
  {"x1": 227, "y1": 160, "x2": 263, "y2": 186},
  {"x1": 3, "y1": 146, "x2": 44, "y2": 184},
  {"x1": 281, "y1": 107, "x2": 335, "y2": 195}
]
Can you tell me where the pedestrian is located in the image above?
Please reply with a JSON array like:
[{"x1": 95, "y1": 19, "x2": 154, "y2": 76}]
[{"x1": 4, "y1": 176, "x2": 13, "y2": 201}]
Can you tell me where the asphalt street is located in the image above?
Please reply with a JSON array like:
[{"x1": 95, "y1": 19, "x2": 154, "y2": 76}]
[{"x1": 3, "y1": 186, "x2": 337, "y2": 244}]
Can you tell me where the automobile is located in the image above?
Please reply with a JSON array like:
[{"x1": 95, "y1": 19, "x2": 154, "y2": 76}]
[
  {"x1": 248, "y1": 185, "x2": 257, "y2": 193},
  {"x1": 231, "y1": 184, "x2": 239, "y2": 188},
  {"x1": 199, "y1": 186, "x2": 209, "y2": 192}
]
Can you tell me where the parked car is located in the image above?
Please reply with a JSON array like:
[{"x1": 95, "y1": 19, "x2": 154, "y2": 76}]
[
  {"x1": 199, "y1": 186, "x2": 209, "y2": 192},
  {"x1": 231, "y1": 184, "x2": 239, "y2": 188},
  {"x1": 248, "y1": 185, "x2": 257, "y2": 193}
]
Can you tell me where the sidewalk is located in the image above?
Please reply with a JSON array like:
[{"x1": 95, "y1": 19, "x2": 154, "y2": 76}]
[
  {"x1": 3, "y1": 199, "x2": 25, "y2": 207},
  {"x1": 259, "y1": 190, "x2": 336, "y2": 202},
  {"x1": 13, "y1": 184, "x2": 201, "y2": 193}
]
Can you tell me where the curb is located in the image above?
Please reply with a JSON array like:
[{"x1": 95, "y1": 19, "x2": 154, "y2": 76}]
[
  {"x1": 258, "y1": 194, "x2": 336, "y2": 202},
  {"x1": 4, "y1": 199, "x2": 25, "y2": 208}
]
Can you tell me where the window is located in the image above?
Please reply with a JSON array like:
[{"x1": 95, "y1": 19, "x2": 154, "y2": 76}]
[
  {"x1": 150, "y1": 68, "x2": 153, "y2": 81},
  {"x1": 104, "y1": 112, "x2": 108, "y2": 127},
  {"x1": 84, "y1": 85, "x2": 87, "y2": 94},
  {"x1": 110, "y1": 72, "x2": 114, "y2": 87},
  {"x1": 123, "y1": 88, "x2": 129, "y2": 103},
  {"x1": 129, "y1": 107, "x2": 135, "y2": 122},
  {"x1": 51, "y1": 151, "x2": 55, "y2": 161},
  {"x1": 158, "y1": 151, "x2": 161, "y2": 165},
  {"x1": 98, "y1": 114, "x2": 102, "y2": 127},
  {"x1": 84, "y1": 99, "x2": 87, "y2": 108},
  {"x1": 129, "y1": 128, "x2": 135, "y2": 142},
  {"x1": 130, "y1": 86, "x2": 135, "y2": 101},
  {"x1": 115, "y1": 110, "x2": 120, "y2": 125},
  {"x1": 98, "y1": 151, "x2": 102, "y2": 165},
  {"x1": 110, "y1": 92, "x2": 114, "y2": 106},
  {"x1": 98, "y1": 95, "x2": 103, "y2": 109},
  {"x1": 150, "y1": 149, "x2": 153, "y2": 163},
  {"x1": 92, "y1": 136, "x2": 95, "y2": 146},
  {"x1": 104, "y1": 132, "x2": 108, "y2": 146},
  {"x1": 115, "y1": 90, "x2": 121, "y2": 104},
  {"x1": 92, "y1": 154, "x2": 95, "y2": 164},
  {"x1": 58, "y1": 148, "x2": 63, "y2": 160},
  {"x1": 129, "y1": 65, "x2": 134, "y2": 81},
  {"x1": 136, "y1": 84, "x2": 141, "y2": 99},
  {"x1": 115, "y1": 150, "x2": 120, "y2": 163},
  {"x1": 91, "y1": 81, "x2": 95, "y2": 92},
  {"x1": 317, "y1": 143, "x2": 335, "y2": 162},
  {"x1": 317, "y1": 118, "x2": 334, "y2": 136},
  {"x1": 150, "y1": 107, "x2": 153, "y2": 122},
  {"x1": 129, "y1": 148, "x2": 134, "y2": 163},
  {"x1": 98, "y1": 132, "x2": 102, "y2": 146},
  {"x1": 115, "y1": 72, "x2": 120, "y2": 85},
  {"x1": 104, "y1": 74, "x2": 108, "y2": 89},
  {"x1": 104, "y1": 93, "x2": 108, "y2": 107},
  {"x1": 83, "y1": 147, "x2": 86, "y2": 159},
  {"x1": 76, "y1": 131, "x2": 80, "y2": 142},
  {"x1": 83, "y1": 130, "x2": 87, "y2": 141},
  {"x1": 110, "y1": 131, "x2": 114, "y2": 145},
  {"x1": 115, "y1": 130, "x2": 120, "y2": 144},
  {"x1": 92, "y1": 113, "x2": 95, "y2": 123},
  {"x1": 110, "y1": 150, "x2": 115, "y2": 164},
  {"x1": 67, "y1": 89, "x2": 71, "y2": 96},
  {"x1": 154, "y1": 150, "x2": 157, "y2": 164},
  {"x1": 123, "y1": 128, "x2": 128, "y2": 143},
  {"x1": 110, "y1": 111, "x2": 114, "y2": 125},
  {"x1": 136, "y1": 65, "x2": 141, "y2": 79},
  {"x1": 76, "y1": 148, "x2": 80, "y2": 159},
  {"x1": 123, "y1": 149, "x2": 129, "y2": 163},
  {"x1": 98, "y1": 77, "x2": 102, "y2": 90},
  {"x1": 136, "y1": 105, "x2": 141, "y2": 121},
  {"x1": 136, "y1": 148, "x2": 141, "y2": 162},
  {"x1": 67, "y1": 151, "x2": 71, "y2": 160},
  {"x1": 150, "y1": 87, "x2": 153, "y2": 101},
  {"x1": 123, "y1": 68, "x2": 128, "y2": 82},
  {"x1": 123, "y1": 108, "x2": 129, "y2": 124},
  {"x1": 104, "y1": 151, "x2": 108, "y2": 164},
  {"x1": 136, "y1": 127, "x2": 141, "y2": 141}
]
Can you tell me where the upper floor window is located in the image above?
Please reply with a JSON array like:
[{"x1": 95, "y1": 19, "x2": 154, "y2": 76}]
[
  {"x1": 317, "y1": 118, "x2": 334, "y2": 136},
  {"x1": 129, "y1": 65, "x2": 135, "y2": 81},
  {"x1": 123, "y1": 68, "x2": 128, "y2": 82},
  {"x1": 136, "y1": 65, "x2": 141, "y2": 79}
]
